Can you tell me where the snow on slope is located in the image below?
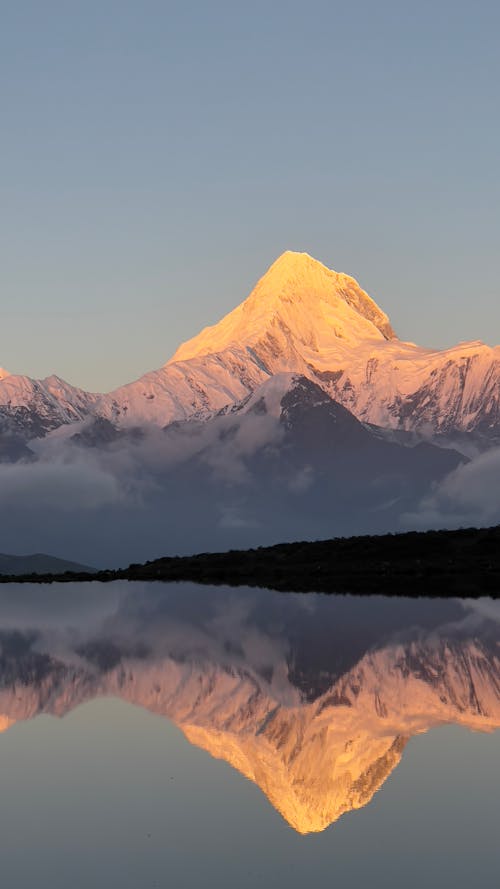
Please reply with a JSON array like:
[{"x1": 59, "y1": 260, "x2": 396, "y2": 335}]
[
  {"x1": 95, "y1": 349, "x2": 268, "y2": 427},
  {"x1": 2, "y1": 251, "x2": 500, "y2": 440},
  {"x1": 0, "y1": 373, "x2": 100, "y2": 436},
  {"x1": 95, "y1": 251, "x2": 500, "y2": 438},
  {"x1": 92, "y1": 250, "x2": 399, "y2": 427},
  {"x1": 316, "y1": 337, "x2": 500, "y2": 435},
  {"x1": 171, "y1": 250, "x2": 395, "y2": 363}
]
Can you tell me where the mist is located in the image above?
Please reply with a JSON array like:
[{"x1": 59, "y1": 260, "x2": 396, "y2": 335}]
[
  {"x1": 404, "y1": 447, "x2": 500, "y2": 530},
  {"x1": 0, "y1": 391, "x2": 476, "y2": 568}
]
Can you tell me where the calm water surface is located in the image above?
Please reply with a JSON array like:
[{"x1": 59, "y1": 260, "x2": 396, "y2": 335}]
[{"x1": 0, "y1": 582, "x2": 498, "y2": 887}]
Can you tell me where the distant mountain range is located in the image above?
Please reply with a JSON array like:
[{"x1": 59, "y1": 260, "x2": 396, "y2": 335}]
[
  {"x1": 1, "y1": 252, "x2": 499, "y2": 562},
  {"x1": 2, "y1": 251, "x2": 500, "y2": 445},
  {"x1": 0, "y1": 553, "x2": 93, "y2": 575}
]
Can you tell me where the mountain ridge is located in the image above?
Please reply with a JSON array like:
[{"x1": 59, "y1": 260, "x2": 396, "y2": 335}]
[
  {"x1": 1, "y1": 251, "x2": 500, "y2": 443},
  {"x1": 0, "y1": 552, "x2": 94, "y2": 576},
  {"x1": 3, "y1": 525, "x2": 500, "y2": 597}
]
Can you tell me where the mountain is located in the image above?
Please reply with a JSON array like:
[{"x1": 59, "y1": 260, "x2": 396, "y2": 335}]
[
  {"x1": 201, "y1": 373, "x2": 463, "y2": 509},
  {"x1": 0, "y1": 372, "x2": 465, "y2": 567},
  {"x1": 172, "y1": 250, "x2": 396, "y2": 359},
  {"x1": 0, "y1": 372, "x2": 99, "y2": 438},
  {"x1": 96, "y1": 349, "x2": 267, "y2": 427},
  {"x1": 95, "y1": 251, "x2": 500, "y2": 442},
  {"x1": 2, "y1": 251, "x2": 500, "y2": 445},
  {"x1": 94, "y1": 249, "x2": 397, "y2": 427},
  {"x1": 0, "y1": 553, "x2": 94, "y2": 576},
  {"x1": 73, "y1": 374, "x2": 462, "y2": 546},
  {"x1": 168, "y1": 373, "x2": 464, "y2": 532},
  {"x1": 0, "y1": 432, "x2": 35, "y2": 463},
  {"x1": 0, "y1": 253, "x2": 491, "y2": 562},
  {"x1": 0, "y1": 586, "x2": 497, "y2": 833}
]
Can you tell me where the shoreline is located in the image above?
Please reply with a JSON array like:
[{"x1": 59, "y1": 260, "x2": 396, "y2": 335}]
[{"x1": 1, "y1": 526, "x2": 499, "y2": 597}]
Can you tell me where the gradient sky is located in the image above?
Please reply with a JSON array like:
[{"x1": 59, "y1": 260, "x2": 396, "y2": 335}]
[{"x1": 1, "y1": 0, "x2": 499, "y2": 391}]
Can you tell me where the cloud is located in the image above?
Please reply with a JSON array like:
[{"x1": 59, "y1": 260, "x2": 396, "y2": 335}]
[
  {"x1": 200, "y1": 412, "x2": 283, "y2": 484},
  {"x1": 46, "y1": 410, "x2": 284, "y2": 488},
  {"x1": 460, "y1": 598, "x2": 500, "y2": 625},
  {"x1": 0, "y1": 459, "x2": 124, "y2": 511},
  {"x1": 403, "y1": 446, "x2": 500, "y2": 528},
  {"x1": 217, "y1": 504, "x2": 259, "y2": 529}
]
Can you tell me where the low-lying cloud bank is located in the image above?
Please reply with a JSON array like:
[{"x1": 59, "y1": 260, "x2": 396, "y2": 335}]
[
  {"x1": 0, "y1": 459, "x2": 124, "y2": 511},
  {"x1": 404, "y1": 446, "x2": 500, "y2": 529},
  {"x1": 2, "y1": 412, "x2": 496, "y2": 569},
  {"x1": 0, "y1": 414, "x2": 286, "y2": 566}
]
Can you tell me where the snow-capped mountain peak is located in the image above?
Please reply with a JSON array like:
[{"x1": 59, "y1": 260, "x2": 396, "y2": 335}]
[
  {"x1": 169, "y1": 251, "x2": 396, "y2": 366},
  {"x1": 0, "y1": 372, "x2": 101, "y2": 438},
  {"x1": 2, "y1": 251, "x2": 500, "y2": 444}
]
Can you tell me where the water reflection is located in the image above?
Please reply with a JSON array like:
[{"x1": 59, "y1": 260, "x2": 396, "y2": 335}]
[{"x1": 0, "y1": 584, "x2": 498, "y2": 833}]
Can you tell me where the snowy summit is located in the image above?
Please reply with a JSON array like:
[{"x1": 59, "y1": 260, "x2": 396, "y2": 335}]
[{"x1": 1, "y1": 250, "x2": 500, "y2": 440}]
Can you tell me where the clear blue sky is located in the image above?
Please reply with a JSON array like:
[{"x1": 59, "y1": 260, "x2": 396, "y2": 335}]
[{"x1": 1, "y1": 0, "x2": 499, "y2": 391}]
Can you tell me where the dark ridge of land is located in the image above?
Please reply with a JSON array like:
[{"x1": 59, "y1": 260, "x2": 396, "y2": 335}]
[{"x1": 0, "y1": 526, "x2": 500, "y2": 597}]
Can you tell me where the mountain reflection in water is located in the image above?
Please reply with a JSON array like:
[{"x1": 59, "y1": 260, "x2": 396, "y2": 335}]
[{"x1": 0, "y1": 583, "x2": 498, "y2": 834}]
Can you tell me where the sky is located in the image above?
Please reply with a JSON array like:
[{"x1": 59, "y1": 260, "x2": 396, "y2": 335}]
[{"x1": 1, "y1": 0, "x2": 499, "y2": 392}]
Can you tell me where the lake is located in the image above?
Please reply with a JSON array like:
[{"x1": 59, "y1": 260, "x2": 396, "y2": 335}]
[{"x1": 0, "y1": 582, "x2": 498, "y2": 887}]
